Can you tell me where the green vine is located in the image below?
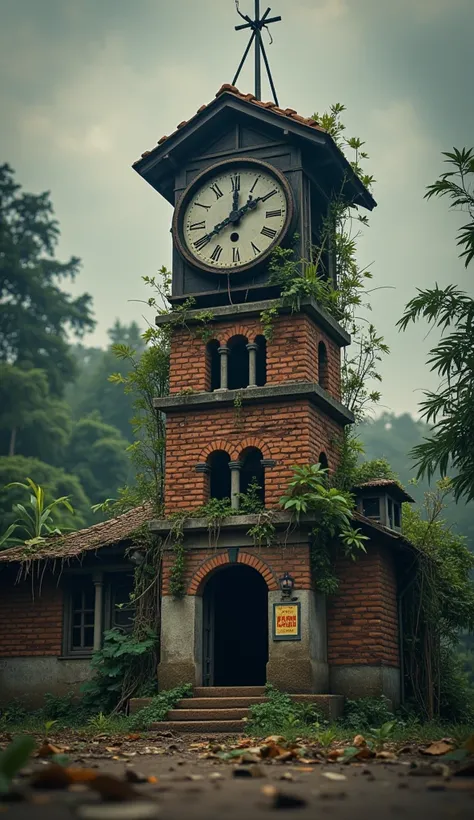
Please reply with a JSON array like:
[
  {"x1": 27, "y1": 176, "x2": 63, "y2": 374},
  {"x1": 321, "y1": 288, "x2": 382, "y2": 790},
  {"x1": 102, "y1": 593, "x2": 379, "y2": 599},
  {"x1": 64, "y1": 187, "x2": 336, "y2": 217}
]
[{"x1": 280, "y1": 462, "x2": 368, "y2": 594}]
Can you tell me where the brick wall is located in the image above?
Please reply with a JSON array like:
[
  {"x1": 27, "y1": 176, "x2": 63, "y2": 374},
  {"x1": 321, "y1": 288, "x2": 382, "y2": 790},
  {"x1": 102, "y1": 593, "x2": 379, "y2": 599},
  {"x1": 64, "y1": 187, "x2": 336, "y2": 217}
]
[
  {"x1": 164, "y1": 400, "x2": 343, "y2": 513},
  {"x1": 162, "y1": 544, "x2": 312, "y2": 596},
  {"x1": 0, "y1": 571, "x2": 63, "y2": 657},
  {"x1": 169, "y1": 312, "x2": 341, "y2": 400},
  {"x1": 327, "y1": 545, "x2": 400, "y2": 668}
]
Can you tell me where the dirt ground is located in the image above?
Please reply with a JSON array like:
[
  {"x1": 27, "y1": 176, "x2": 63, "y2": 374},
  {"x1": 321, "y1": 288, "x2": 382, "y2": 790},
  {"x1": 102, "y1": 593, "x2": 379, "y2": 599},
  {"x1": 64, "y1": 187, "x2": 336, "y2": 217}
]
[{"x1": 1, "y1": 733, "x2": 474, "y2": 820}]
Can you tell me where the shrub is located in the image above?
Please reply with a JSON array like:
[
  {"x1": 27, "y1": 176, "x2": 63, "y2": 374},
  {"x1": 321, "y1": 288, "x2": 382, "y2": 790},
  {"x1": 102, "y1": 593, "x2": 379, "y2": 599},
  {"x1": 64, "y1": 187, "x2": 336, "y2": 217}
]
[
  {"x1": 342, "y1": 696, "x2": 394, "y2": 730},
  {"x1": 81, "y1": 627, "x2": 158, "y2": 713},
  {"x1": 246, "y1": 684, "x2": 323, "y2": 736}
]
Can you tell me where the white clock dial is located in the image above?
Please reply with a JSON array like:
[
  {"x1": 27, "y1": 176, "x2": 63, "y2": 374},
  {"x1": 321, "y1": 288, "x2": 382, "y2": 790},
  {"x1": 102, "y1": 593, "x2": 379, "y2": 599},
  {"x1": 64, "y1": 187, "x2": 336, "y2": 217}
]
[{"x1": 182, "y1": 166, "x2": 289, "y2": 271}]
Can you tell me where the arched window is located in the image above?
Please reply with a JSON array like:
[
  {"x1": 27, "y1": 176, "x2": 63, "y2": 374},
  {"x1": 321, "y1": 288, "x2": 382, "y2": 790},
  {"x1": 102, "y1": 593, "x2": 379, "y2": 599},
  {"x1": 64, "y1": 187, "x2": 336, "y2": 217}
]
[
  {"x1": 318, "y1": 451, "x2": 329, "y2": 472},
  {"x1": 228, "y1": 335, "x2": 249, "y2": 390},
  {"x1": 318, "y1": 341, "x2": 329, "y2": 390},
  {"x1": 208, "y1": 451, "x2": 231, "y2": 500},
  {"x1": 255, "y1": 335, "x2": 267, "y2": 387},
  {"x1": 240, "y1": 447, "x2": 265, "y2": 506},
  {"x1": 206, "y1": 340, "x2": 221, "y2": 391}
]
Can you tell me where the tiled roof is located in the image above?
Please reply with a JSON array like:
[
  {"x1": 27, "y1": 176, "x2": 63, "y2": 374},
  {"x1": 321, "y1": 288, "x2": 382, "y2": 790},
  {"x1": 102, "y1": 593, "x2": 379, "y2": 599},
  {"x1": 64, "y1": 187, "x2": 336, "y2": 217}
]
[
  {"x1": 0, "y1": 504, "x2": 153, "y2": 565},
  {"x1": 352, "y1": 479, "x2": 415, "y2": 503},
  {"x1": 133, "y1": 84, "x2": 326, "y2": 165}
]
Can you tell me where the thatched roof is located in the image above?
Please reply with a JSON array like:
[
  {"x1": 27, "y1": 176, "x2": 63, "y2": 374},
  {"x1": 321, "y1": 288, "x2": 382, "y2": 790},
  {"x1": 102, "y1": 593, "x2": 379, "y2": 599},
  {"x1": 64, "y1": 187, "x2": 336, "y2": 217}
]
[{"x1": 0, "y1": 504, "x2": 153, "y2": 564}]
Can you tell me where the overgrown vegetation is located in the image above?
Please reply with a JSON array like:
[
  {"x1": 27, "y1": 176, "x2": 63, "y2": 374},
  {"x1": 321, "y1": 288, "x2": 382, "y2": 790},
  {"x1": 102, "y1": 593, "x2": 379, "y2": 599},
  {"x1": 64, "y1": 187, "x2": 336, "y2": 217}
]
[
  {"x1": 246, "y1": 684, "x2": 323, "y2": 738},
  {"x1": 128, "y1": 684, "x2": 192, "y2": 730},
  {"x1": 400, "y1": 480, "x2": 474, "y2": 721}
]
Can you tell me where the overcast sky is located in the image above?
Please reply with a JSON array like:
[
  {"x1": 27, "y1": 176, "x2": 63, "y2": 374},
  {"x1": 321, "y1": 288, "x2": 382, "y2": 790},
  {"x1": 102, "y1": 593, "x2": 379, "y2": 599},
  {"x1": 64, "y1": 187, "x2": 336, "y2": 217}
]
[{"x1": 1, "y1": 0, "x2": 473, "y2": 417}]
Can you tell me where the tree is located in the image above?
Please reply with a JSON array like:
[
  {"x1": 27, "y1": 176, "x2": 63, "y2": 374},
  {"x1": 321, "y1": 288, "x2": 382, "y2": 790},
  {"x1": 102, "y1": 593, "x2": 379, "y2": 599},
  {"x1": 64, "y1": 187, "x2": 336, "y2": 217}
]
[
  {"x1": 66, "y1": 322, "x2": 145, "y2": 441},
  {"x1": 64, "y1": 413, "x2": 131, "y2": 506},
  {"x1": 0, "y1": 364, "x2": 71, "y2": 462},
  {"x1": 0, "y1": 164, "x2": 95, "y2": 394},
  {"x1": 398, "y1": 147, "x2": 474, "y2": 503}
]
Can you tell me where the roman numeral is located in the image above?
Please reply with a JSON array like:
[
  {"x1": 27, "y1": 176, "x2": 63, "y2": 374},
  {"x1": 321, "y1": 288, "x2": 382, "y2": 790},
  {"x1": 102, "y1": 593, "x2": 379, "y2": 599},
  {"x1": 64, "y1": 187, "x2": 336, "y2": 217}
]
[
  {"x1": 261, "y1": 189, "x2": 277, "y2": 202},
  {"x1": 231, "y1": 175, "x2": 240, "y2": 192},
  {"x1": 210, "y1": 184, "x2": 223, "y2": 200},
  {"x1": 266, "y1": 209, "x2": 282, "y2": 218},
  {"x1": 210, "y1": 245, "x2": 223, "y2": 262},
  {"x1": 251, "y1": 242, "x2": 261, "y2": 256},
  {"x1": 194, "y1": 235, "x2": 210, "y2": 251},
  {"x1": 250, "y1": 176, "x2": 261, "y2": 193},
  {"x1": 189, "y1": 221, "x2": 206, "y2": 231},
  {"x1": 232, "y1": 248, "x2": 241, "y2": 263},
  {"x1": 261, "y1": 226, "x2": 277, "y2": 239},
  {"x1": 195, "y1": 202, "x2": 211, "y2": 210}
]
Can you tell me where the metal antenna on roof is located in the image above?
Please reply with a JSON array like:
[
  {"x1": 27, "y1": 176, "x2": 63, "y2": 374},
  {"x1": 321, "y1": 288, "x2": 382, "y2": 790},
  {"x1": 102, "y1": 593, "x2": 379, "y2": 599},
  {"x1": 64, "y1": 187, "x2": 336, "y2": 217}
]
[{"x1": 232, "y1": 0, "x2": 281, "y2": 105}]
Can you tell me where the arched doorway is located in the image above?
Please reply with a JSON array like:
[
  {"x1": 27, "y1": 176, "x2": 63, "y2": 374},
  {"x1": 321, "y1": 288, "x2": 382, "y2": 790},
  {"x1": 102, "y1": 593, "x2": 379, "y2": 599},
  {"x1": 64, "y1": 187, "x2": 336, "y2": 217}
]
[{"x1": 202, "y1": 564, "x2": 268, "y2": 686}]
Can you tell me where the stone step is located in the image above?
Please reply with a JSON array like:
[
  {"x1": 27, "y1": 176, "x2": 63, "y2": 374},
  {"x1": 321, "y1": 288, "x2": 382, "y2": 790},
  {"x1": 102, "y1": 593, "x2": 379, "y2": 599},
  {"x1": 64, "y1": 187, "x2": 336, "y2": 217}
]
[
  {"x1": 193, "y1": 686, "x2": 266, "y2": 698},
  {"x1": 130, "y1": 693, "x2": 344, "y2": 723},
  {"x1": 175, "y1": 697, "x2": 267, "y2": 709},
  {"x1": 168, "y1": 707, "x2": 249, "y2": 721},
  {"x1": 152, "y1": 719, "x2": 246, "y2": 734}
]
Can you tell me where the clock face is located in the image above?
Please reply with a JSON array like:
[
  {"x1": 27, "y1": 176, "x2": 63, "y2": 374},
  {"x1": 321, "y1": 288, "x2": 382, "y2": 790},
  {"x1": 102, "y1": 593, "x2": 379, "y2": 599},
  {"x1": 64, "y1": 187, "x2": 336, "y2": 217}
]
[{"x1": 177, "y1": 162, "x2": 291, "y2": 273}]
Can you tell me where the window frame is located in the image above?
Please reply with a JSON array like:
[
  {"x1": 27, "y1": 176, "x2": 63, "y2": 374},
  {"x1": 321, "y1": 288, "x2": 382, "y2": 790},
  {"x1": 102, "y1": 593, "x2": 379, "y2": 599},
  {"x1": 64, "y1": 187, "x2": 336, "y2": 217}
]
[{"x1": 61, "y1": 567, "x2": 135, "y2": 659}]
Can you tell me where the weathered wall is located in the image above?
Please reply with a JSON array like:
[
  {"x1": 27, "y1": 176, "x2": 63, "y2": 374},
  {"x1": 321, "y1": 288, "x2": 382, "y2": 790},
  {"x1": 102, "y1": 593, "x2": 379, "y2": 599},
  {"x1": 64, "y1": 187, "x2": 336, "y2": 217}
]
[
  {"x1": 164, "y1": 401, "x2": 343, "y2": 513},
  {"x1": 0, "y1": 570, "x2": 93, "y2": 705},
  {"x1": 0, "y1": 571, "x2": 63, "y2": 658},
  {"x1": 0, "y1": 657, "x2": 91, "y2": 708},
  {"x1": 169, "y1": 312, "x2": 342, "y2": 399},
  {"x1": 327, "y1": 544, "x2": 400, "y2": 669}
]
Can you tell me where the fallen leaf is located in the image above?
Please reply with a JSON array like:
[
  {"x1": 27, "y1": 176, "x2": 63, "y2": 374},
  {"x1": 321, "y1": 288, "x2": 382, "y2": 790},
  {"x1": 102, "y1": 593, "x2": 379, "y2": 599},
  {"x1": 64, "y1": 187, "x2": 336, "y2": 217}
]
[
  {"x1": 88, "y1": 775, "x2": 140, "y2": 801},
  {"x1": 298, "y1": 759, "x2": 321, "y2": 765},
  {"x1": 65, "y1": 768, "x2": 98, "y2": 783},
  {"x1": 126, "y1": 734, "x2": 142, "y2": 742},
  {"x1": 327, "y1": 749, "x2": 344, "y2": 761},
  {"x1": 421, "y1": 741, "x2": 454, "y2": 756},
  {"x1": 297, "y1": 767, "x2": 317, "y2": 772},
  {"x1": 31, "y1": 764, "x2": 72, "y2": 790},
  {"x1": 353, "y1": 735, "x2": 366, "y2": 748},
  {"x1": 280, "y1": 773, "x2": 294, "y2": 781},
  {"x1": 323, "y1": 772, "x2": 347, "y2": 781},
  {"x1": 376, "y1": 751, "x2": 398, "y2": 761},
  {"x1": 264, "y1": 736, "x2": 285, "y2": 744},
  {"x1": 37, "y1": 743, "x2": 64, "y2": 759}
]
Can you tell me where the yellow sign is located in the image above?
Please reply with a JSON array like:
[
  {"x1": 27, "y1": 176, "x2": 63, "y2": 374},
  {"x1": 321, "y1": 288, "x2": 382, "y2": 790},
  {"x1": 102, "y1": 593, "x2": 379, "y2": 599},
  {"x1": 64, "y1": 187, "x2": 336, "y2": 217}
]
[{"x1": 273, "y1": 603, "x2": 300, "y2": 640}]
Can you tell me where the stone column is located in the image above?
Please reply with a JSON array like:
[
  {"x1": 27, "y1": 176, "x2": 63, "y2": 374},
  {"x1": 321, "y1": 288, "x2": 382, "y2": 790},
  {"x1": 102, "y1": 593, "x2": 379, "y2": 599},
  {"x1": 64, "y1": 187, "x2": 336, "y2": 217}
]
[
  {"x1": 92, "y1": 572, "x2": 104, "y2": 651},
  {"x1": 246, "y1": 342, "x2": 259, "y2": 387},
  {"x1": 217, "y1": 345, "x2": 229, "y2": 390},
  {"x1": 158, "y1": 595, "x2": 203, "y2": 690},
  {"x1": 229, "y1": 461, "x2": 243, "y2": 510}
]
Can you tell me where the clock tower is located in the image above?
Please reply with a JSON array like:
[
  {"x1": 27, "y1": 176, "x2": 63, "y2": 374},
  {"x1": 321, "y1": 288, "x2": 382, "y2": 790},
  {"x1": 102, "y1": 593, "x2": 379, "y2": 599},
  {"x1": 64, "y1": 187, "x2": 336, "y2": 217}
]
[{"x1": 131, "y1": 8, "x2": 406, "y2": 726}]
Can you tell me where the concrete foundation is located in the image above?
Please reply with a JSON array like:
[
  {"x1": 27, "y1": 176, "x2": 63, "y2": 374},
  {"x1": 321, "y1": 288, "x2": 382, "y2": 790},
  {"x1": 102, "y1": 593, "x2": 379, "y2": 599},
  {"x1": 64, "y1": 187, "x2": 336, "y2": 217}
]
[
  {"x1": 266, "y1": 590, "x2": 328, "y2": 693},
  {"x1": 329, "y1": 664, "x2": 401, "y2": 708},
  {"x1": 0, "y1": 657, "x2": 92, "y2": 708},
  {"x1": 158, "y1": 595, "x2": 203, "y2": 690}
]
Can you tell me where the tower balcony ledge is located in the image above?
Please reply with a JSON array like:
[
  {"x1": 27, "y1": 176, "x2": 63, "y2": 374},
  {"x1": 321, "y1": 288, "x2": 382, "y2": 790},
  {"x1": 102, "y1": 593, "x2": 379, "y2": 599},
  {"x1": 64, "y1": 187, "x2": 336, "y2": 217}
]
[
  {"x1": 154, "y1": 381, "x2": 354, "y2": 426},
  {"x1": 155, "y1": 295, "x2": 350, "y2": 348}
]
